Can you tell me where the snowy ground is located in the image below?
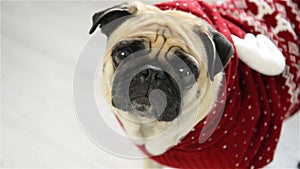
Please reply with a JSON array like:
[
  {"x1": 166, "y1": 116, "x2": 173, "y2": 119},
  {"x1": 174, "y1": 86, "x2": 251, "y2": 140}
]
[{"x1": 1, "y1": 1, "x2": 299, "y2": 168}]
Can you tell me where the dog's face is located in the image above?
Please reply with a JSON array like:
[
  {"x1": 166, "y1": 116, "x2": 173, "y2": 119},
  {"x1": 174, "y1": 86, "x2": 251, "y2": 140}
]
[{"x1": 90, "y1": 2, "x2": 233, "y2": 140}]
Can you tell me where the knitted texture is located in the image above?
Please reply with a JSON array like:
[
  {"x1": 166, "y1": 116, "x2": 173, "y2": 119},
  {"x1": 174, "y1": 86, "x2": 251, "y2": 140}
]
[{"x1": 139, "y1": 0, "x2": 300, "y2": 168}]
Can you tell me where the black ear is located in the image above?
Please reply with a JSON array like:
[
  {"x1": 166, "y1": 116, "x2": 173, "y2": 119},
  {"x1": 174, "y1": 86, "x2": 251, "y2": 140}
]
[
  {"x1": 195, "y1": 26, "x2": 234, "y2": 81},
  {"x1": 89, "y1": 3, "x2": 137, "y2": 36}
]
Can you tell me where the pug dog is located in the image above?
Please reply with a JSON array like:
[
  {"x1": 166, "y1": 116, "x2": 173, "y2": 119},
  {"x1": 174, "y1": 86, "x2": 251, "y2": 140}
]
[{"x1": 89, "y1": 1, "x2": 300, "y2": 168}]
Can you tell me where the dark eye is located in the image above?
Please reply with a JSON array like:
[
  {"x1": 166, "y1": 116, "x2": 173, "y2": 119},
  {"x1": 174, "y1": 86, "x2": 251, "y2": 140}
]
[
  {"x1": 175, "y1": 49, "x2": 199, "y2": 79},
  {"x1": 113, "y1": 50, "x2": 130, "y2": 66},
  {"x1": 179, "y1": 67, "x2": 196, "y2": 89},
  {"x1": 111, "y1": 39, "x2": 148, "y2": 68},
  {"x1": 179, "y1": 67, "x2": 193, "y2": 83}
]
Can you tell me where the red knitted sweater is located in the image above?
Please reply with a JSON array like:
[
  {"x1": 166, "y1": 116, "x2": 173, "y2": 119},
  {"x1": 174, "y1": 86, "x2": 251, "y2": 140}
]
[{"x1": 139, "y1": 0, "x2": 300, "y2": 168}]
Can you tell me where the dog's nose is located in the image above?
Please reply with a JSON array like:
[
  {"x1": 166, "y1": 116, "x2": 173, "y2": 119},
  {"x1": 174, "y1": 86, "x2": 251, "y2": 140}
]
[
  {"x1": 140, "y1": 68, "x2": 167, "y2": 81},
  {"x1": 130, "y1": 68, "x2": 165, "y2": 112},
  {"x1": 119, "y1": 67, "x2": 181, "y2": 121}
]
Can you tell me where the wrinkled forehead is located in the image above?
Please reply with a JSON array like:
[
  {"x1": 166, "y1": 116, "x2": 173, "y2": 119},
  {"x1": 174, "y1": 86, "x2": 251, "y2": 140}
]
[
  {"x1": 108, "y1": 13, "x2": 203, "y2": 48},
  {"x1": 106, "y1": 13, "x2": 210, "y2": 64},
  {"x1": 121, "y1": 14, "x2": 190, "y2": 34}
]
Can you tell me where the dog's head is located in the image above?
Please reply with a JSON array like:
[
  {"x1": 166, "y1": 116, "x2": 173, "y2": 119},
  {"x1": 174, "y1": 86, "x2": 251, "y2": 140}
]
[{"x1": 90, "y1": 2, "x2": 233, "y2": 136}]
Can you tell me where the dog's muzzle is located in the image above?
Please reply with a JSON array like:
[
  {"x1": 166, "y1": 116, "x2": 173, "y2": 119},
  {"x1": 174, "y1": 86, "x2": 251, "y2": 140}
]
[
  {"x1": 112, "y1": 65, "x2": 181, "y2": 122},
  {"x1": 129, "y1": 67, "x2": 181, "y2": 121},
  {"x1": 110, "y1": 46, "x2": 188, "y2": 122}
]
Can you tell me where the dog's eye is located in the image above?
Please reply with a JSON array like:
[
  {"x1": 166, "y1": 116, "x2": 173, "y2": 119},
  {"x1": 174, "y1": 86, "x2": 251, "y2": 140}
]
[
  {"x1": 179, "y1": 68, "x2": 194, "y2": 88},
  {"x1": 174, "y1": 50, "x2": 199, "y2": 79},
  {"x1": 112, "y1": 39, "x2": 148, "y2": 67},
  {"x1": 114, "y1": 50, "x2": 130, "y2": 65},
  {"x1": 179, "y1": 67, "x2": 193, "y2": 84}
]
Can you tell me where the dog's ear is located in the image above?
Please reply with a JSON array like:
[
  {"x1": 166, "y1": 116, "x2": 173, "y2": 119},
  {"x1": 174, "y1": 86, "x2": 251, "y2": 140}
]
[
  {"x1": 194, "y1": 26, "x2": 234, "y2": 81},
  {"x1": 89, "y1": 2, "x2": 138, "y2": 36}
]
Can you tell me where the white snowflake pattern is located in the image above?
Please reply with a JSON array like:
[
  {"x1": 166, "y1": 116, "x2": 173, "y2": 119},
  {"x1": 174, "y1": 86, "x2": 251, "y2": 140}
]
[
  {"x1": 218, "y1": 2, "x2": 299, "y2": 116},
  {"x1": 249, "y1": 0, "x2": 275, "y2": 19},
  {"x1": 271, "y1": 13, "x2": 297, "y2": 40},
  {"x1": 288, "y1": 41, "x2": 300, "y2": 57},
  {"x1": 286, "y1": 0, "x2": 300, "y2": 28},
  {"x1": 234, "y1": 0, "x2": 248, "y2": 9},
  {"x1": 275, "y1": 3, "x2": 287, "y2": 15}
]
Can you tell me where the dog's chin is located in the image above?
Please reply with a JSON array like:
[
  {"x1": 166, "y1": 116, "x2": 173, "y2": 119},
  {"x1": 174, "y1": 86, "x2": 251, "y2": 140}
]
[
  {"x1": 112, "y1": 104, "x2": 180, "y2": 123},
  {"x1": 130, "y1": 111, "x2": 157, "y2": 123}
]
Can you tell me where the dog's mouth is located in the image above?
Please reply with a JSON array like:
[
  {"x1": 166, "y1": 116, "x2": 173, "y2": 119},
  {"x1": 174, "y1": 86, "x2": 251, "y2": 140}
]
[
  {"x1": 130, "y1": 96, "x2": 151, "y2": 112},
  {"x1": 112, "y1": 67, "x2": 181, "y2": 122}
]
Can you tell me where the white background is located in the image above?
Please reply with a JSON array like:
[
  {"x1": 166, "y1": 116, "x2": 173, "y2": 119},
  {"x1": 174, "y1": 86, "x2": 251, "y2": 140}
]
[{"x1": 1, "y1": 1, "x2": 299, "y2": 168}]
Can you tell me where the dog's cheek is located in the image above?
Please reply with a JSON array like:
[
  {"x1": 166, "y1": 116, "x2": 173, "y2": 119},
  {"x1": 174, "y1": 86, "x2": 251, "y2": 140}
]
[
  {"x1": 196, "y1": 68, "x2": 215, "y2": 111},
  {"x1": 103, "y1": 55, "x2": 114, "y2": 82},
  {"x1": 101, "y1": 56, "x2": 115, "y2": 103},
  {"x1": 182, "y1": 83, "x2": 200, "y2": 109}
]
